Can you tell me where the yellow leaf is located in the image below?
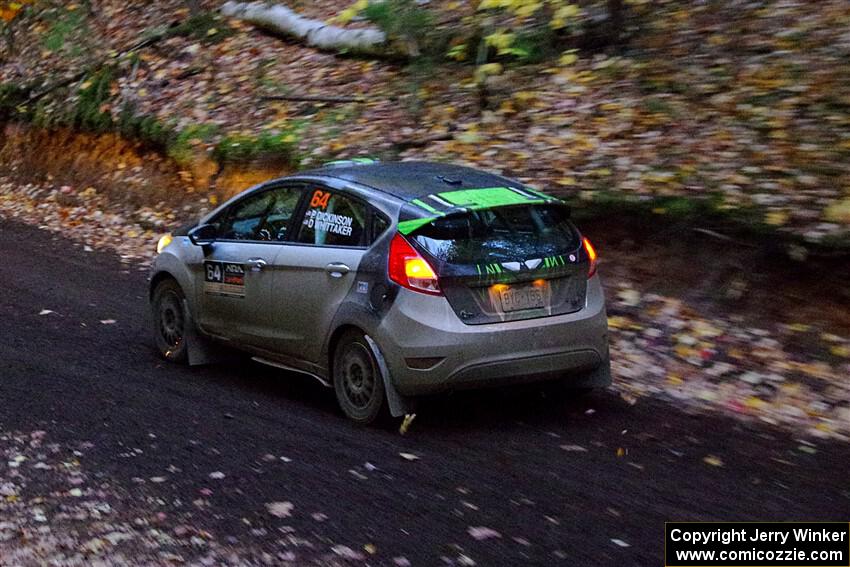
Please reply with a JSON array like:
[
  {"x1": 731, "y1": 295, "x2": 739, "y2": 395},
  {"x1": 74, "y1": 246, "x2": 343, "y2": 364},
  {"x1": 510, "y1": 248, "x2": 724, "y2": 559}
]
[
  {"x1": 559, "y1": 50, "x2": 579, "y2": 66},
  {"x1": 474, "y1": 63, "x2": 503, "y2": 83},
  {"x1": 485, "y1": 31, "x2": 515, "y2": 53},
  {"x1": 830, "y1": 345, "x2": 850, "y2": 358},
  {"x1": 703, "y1": 455, "x2": 724, "y2": 467}
]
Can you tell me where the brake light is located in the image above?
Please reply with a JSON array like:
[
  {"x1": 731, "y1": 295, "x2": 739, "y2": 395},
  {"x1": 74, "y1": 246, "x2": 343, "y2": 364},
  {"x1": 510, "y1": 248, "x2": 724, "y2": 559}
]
[
  {"x1": 583, "y1": 237, "x2": 598, "y2": 278},
  {"x1": 388, "y1": 233, "x2": 441, "y2": 295}
]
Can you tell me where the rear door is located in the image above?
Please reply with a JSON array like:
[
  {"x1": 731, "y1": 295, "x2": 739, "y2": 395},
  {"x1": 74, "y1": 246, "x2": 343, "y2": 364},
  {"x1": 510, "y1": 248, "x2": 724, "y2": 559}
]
[
  {"x1": 265, "y1": 185, "x2": 372, "y2": 363},
  {"x1": 196, "y1": 184, "x2": 304, "y2": 344}
]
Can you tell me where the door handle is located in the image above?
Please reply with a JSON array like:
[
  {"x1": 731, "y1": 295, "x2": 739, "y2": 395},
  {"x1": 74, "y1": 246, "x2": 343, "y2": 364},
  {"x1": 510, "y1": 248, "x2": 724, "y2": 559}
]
[
  {"x1": 246, "y1": 258, "x2": 267, "y2": 272},
  {"x1": 325, "y1": 263, "x2": 350, "y2": 278}
]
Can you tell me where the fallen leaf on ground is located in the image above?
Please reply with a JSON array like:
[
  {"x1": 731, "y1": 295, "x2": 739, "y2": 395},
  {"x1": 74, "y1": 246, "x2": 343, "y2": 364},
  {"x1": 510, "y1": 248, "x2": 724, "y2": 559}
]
[
  {"x1": 265, "y1": 501, "x2": 294, "y2": 518},
  {"x1": 468, "y1": 526, "x2": 501, "y2": 540},
  {"x1": 703, "y1": 455, "x2": 724, "y2": 467}
]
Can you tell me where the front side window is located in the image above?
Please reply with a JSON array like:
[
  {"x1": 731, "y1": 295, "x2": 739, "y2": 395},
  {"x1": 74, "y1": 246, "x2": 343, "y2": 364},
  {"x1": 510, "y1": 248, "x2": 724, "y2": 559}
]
[
  {"x1": 216, "y1": 186, "x2": 302, "y2": 242},
  {"x1": 297, "y1": 188, "x2": 367, "y2": 247},
  {"x1": 258, "y1": 186, "x2": 302, "y2": 242},
  {"x1": 218, "y1": 192, "x2": 276, "y2": 241}
]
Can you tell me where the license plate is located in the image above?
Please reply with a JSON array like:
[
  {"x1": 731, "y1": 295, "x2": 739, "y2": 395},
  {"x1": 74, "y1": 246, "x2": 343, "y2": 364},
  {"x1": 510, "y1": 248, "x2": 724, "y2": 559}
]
[{"x1": 499, "y1": 284, "x2": 545, "y2": 312}]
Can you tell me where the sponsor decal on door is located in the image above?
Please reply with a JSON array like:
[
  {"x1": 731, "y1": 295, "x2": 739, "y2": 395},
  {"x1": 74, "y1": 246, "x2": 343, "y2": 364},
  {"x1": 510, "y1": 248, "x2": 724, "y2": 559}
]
[{"x1": 204, "y1": 261, "x2": 246, "y2": 298}]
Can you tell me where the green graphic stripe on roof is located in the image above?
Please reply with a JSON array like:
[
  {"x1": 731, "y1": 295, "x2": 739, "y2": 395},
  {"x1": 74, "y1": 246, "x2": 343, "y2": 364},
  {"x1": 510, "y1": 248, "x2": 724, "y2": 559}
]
[
  {"x1": 437, "y1": 187, "x2": 538, "y2": 208},
  {"x1": 411, "y1": 198, "x2": 441, "y2": 215}
]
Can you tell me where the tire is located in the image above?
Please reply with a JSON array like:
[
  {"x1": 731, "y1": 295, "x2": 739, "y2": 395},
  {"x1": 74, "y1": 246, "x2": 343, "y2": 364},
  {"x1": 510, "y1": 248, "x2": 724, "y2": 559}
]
[
  {"x1": 332, "y1": 331, "x2": 386, "y2": 424},
  {"x1": 151, "y1": 279, "x2": 189, "y2": 364}
]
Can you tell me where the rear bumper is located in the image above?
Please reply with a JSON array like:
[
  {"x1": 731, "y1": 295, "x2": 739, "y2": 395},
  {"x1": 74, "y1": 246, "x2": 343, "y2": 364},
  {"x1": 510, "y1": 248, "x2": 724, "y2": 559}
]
[{"x1": 375, "y1": 275, "x2": 611, "y2": 396}]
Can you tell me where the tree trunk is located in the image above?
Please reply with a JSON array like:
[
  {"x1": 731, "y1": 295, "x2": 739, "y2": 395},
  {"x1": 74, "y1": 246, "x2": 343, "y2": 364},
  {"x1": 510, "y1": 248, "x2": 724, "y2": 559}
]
[{"x1": 220, "y1": 1, "x2": 389, "y2": 56}]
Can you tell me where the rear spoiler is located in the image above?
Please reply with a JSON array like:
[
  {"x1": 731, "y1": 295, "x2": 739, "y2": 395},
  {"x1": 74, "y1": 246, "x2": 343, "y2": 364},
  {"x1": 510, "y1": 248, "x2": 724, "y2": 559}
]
[{"x1": 397, "y1": 186, "x2": 566, "y2": 235}]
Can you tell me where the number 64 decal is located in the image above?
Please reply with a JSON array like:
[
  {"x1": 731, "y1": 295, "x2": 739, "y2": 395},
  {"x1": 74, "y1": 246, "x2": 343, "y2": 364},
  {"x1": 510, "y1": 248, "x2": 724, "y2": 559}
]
[
  {"x1": 205, "y1": 262, "x2": 222, "y2": 282},
  {"x1": 310, "y1": 190, "x2": 331, "y2": 210}
]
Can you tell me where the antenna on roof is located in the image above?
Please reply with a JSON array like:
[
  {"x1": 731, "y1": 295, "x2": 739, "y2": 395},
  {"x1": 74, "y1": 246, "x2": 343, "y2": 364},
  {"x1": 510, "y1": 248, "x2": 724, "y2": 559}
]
[{"x1": 323, "y1": 157, "x2": 381, "y2": 168}]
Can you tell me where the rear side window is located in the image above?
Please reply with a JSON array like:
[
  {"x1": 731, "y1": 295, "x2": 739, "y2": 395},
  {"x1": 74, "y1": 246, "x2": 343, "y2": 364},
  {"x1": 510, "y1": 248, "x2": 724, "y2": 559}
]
[
  {"x1": 297, "y1": 188, "x2": 367, "y2": 247},
  {"x1": 411, "y1": 205, "x2": 579, "y2": 264}
]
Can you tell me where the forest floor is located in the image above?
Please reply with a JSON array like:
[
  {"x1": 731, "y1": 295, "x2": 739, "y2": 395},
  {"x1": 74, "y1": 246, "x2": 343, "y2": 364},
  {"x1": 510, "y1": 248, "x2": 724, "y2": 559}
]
[{"x1": 0, "y1": 0, "x2": 849, "y2": 243}]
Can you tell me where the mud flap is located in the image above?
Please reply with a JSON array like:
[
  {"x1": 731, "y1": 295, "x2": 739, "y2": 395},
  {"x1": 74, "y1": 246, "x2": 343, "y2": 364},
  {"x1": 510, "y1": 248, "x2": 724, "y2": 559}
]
[
  {"x1": 183, "y1": 299, "x2": 237, "y2": 366},
  {"x1": 364, "y1": 334, "x2": 415, "y2": 418}
]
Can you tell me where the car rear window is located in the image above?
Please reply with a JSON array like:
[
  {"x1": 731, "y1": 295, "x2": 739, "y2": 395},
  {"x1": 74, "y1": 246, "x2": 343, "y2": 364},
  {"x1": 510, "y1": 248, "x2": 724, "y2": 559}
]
[{"x1": 410, "y1": 204, "x2": 580, "y2": 265}]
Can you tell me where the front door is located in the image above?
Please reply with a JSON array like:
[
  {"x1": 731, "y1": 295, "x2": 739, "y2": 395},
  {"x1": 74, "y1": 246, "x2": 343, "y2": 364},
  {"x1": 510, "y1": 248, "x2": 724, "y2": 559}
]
[{"x1": 196, "y1": 184, "x2": 304, "y2": 345}]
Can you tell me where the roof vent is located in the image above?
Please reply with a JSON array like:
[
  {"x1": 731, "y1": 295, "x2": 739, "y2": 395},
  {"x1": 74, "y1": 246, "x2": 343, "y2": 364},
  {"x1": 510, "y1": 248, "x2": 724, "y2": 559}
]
[{"x1": 323, "y1": 158, "x2": 380, "y2": 168}]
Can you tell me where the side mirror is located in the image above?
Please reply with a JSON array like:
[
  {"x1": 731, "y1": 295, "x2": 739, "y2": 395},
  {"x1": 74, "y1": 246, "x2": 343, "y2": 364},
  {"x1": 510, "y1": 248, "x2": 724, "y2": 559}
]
[{"x1": 188, "y1": 224, "x2": 217, "y2": 246}]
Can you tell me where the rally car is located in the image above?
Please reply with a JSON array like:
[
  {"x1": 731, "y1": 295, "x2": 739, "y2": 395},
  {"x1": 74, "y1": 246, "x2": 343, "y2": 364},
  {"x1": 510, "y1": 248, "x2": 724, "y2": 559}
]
[{"x1": 150, "y1": 160, "x2": 610, "y2": 423}]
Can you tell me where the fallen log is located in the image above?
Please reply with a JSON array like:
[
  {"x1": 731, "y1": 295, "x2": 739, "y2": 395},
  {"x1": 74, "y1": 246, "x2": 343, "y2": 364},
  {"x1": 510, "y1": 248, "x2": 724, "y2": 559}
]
[{"x1": 220, "y1": 1, "x2": 390, "y2": 55}]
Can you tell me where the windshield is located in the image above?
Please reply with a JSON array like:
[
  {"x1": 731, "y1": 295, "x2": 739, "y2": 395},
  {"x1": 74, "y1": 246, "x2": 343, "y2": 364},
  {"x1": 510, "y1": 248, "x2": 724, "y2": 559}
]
[{"x1": 410, "y1": 204, "x2": 579, "y2": 265}]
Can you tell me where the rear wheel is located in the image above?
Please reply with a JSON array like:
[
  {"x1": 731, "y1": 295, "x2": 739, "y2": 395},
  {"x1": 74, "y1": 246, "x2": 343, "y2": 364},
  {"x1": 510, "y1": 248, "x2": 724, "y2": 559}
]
[
  {"x1": 333, "y1": 331, "x2": 386, "y2": 424},
  {"x1": 152, "y1": 279, "x2": 189, "y2": 364}
]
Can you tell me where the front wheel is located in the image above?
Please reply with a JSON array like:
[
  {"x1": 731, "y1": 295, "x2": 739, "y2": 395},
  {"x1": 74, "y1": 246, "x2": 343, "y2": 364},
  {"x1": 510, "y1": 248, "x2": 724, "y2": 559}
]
[
  {"x1": 151, "y1": 279, "x2": 189, "y2": 364},
  {"x1": 333, "y1": 331, "x2": 386, "y2": 424}
]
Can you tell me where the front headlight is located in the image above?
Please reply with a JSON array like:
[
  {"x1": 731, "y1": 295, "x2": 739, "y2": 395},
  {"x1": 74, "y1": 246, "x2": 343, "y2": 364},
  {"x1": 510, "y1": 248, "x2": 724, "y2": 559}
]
[{"x1": 156, "y1": 234, "x2": 174, "y2": 254}]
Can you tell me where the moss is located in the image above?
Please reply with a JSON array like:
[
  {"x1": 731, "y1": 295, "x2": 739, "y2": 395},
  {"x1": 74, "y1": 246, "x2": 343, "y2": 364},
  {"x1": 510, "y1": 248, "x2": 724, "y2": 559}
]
[
  {"x1": 213, "y1": 128, "x2": 301, "y2": 166},
  {"x1": 167, "y1": 123, "x2": 220, "y2": 166},
  {"x1": 43, "y1": 9, "x2": 88, "y2": 52},
  {"x1": 73, "y1": 67, "x2": 114, "y2": 133}
]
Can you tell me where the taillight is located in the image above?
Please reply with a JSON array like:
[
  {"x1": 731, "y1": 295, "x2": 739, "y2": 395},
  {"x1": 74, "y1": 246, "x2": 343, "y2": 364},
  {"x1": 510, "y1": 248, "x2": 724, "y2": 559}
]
[
  {"x1": 583, "y1": 237, "x2": 598, "y2": 278},
  {"x1": 388, "y1": 233, "x2": 441, "y2": 295}
]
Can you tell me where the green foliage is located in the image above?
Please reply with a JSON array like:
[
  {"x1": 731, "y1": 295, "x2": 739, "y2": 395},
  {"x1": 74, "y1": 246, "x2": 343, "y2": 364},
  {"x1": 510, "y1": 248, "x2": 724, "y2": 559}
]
[
  {"x1": 213, "y1": 127, "x2": 302, "y2": 166},
  {"x1": 167, "y1": 123, "x2": 219, "y2": 165},
  {"x1": 73, "y1": 67, "x2": 113, "y2": 132},
  {"x1": 116, "y1": 106, "x2": 177, "y2": 151},
  {"x1": 42, "y1": 8, "x2": 87, "y2": 52},
  {"x1": 363, "y1": 0, "x2": 439, "y2": 57},
  {"x1": 511, "y1": 26, "x2": 560, "y2": 62}
]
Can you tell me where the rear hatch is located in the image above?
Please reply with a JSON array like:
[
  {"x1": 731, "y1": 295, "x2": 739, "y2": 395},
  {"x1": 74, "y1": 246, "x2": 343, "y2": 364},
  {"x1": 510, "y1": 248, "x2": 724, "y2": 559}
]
[{"x1": 408, "y1": 204, "x2": 589, "y2": 325}]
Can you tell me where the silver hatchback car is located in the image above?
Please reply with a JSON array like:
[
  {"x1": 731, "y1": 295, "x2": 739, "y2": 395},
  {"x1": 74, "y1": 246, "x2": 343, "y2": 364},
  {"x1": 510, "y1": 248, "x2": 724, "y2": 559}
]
[{"x1": 150, "y1": 161, "x2": 610, "y2": 423}]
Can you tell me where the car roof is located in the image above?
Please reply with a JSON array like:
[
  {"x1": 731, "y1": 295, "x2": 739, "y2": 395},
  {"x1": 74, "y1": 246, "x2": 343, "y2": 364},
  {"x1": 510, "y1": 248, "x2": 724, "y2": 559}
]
[{"x1": 303, "y1": 161, "x2": 519, "y2": 201}]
